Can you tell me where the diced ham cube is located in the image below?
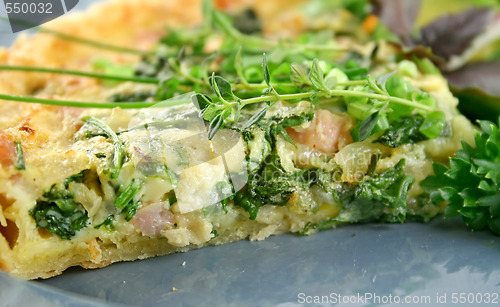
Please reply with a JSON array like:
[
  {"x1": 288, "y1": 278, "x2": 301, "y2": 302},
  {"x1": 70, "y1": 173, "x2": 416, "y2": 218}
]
[{"x1": 286, "y1": 110, "x2": 354, "y2": 154}]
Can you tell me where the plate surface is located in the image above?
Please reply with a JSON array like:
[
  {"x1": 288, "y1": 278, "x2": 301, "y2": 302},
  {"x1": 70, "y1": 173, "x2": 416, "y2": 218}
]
[
  {"x1": 1, "y1": 218, "x2": 500, "y2": 306},
  {"x1": 1, "y1": 1, "x2": 500, "y2": 306}
]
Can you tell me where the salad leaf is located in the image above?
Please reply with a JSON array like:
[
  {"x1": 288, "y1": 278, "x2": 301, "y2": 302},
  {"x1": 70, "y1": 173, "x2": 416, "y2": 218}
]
[
  {"x1": 445, "y1": 61, "x2": 500, "y2": 120},
  {"x1": 372, "y1": 0, "x2": 422, "y2": 39},
  {"x1": 414, "y1": 8, "x2": 494, "y2": 59},
  {"x1": 445, "y1": 61, "x2": 500, "y2": 96}
]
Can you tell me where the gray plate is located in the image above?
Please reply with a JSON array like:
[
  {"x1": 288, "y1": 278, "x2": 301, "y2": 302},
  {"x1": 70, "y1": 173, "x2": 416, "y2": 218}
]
[
  {"x1": 1, "y1": 218, "x2": 500, "y2": 306},
  {"x1": 1, "y1": 1, "x2": 500, "y2": 306}
]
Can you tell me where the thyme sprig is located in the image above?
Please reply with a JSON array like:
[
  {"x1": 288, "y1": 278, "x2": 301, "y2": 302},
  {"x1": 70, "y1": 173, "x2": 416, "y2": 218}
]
[
  {"x1": 0, "y1": 2, "x2": 439, "y2": 143},
  {"x1": 197, "y1": 56, "x2": 436, "y2": 140},
  {"x1": 0, "y1": 65, "x2": 158, "y2": 84}
]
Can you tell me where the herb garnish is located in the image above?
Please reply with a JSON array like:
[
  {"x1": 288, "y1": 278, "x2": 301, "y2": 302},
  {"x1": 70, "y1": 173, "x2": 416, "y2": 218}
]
[
  {"x1": 375, "y1": 112, "x2": 446, "y2": 148},
  {"x1": 198, "y1": 56, "x2": 435, "y2": 140}
]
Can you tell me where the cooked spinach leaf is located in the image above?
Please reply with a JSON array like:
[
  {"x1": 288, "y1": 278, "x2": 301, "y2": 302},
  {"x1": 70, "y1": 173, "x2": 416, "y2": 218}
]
[
  {"x1": 375, "y1": 113, "x2": 445, "y2": 147},
  {"x1": 64, "y1": 170, "x2": 86, "y2": 188},
  {"x1": 234, "y1": 110, "x2": 318, "y2": 219},
  {"x1": 114, "y1": 179, "x2": 143, "y2": 221},
  {"x1": 375, "y1": 114, "x2": 426, "y2": 147},
  {"x1": 82, "y1": 116, "x2": 125, "y2": 179},
  {"x1": 234, "y1": 164, "x2": 320, "y2": 220},
  {"x1": 30, "y1": 183, "x2": 89, "y2": 240},
  {"x1": 94, "y1": 216, "x2": 115, "y2": 231},
  {"x1": 301, "y1": 160, "x2": 414, "y2": 235}
]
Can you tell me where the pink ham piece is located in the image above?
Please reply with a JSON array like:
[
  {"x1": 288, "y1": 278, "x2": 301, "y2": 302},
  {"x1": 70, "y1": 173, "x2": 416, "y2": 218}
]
[
  {"x1": 0, "y1": 132, "x2": 16, "y2": 167},
  {"x1": 286, "y1": 110, "x2": 354, "y2": 154},
  {"x1": 131, "y1": 202, "x2": 175, "y2": 237}
]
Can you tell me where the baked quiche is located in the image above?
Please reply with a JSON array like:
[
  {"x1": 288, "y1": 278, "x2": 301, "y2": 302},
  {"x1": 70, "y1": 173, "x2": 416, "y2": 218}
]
[{"x1": 0, "y1": 0, "x2": 476, "y2": 279}]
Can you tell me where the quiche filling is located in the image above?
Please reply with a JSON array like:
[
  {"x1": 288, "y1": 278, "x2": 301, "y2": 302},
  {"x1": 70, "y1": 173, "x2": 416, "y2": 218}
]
[{"x1": 0, "y1": 0, "x2": 477, "y2": 279}]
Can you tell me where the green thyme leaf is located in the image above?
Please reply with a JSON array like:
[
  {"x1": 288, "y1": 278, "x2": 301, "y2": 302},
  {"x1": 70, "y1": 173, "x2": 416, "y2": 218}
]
[
  {"x1": 209, "y1": 74, "x2": 235, "y2": 100},
  {"x1": 234, "y1": 47, "x2": 247, "y2": 85},
  {"x1": 192, "y1": 93, "x2": 213, "y2": 110},
  {"x1": 358, "y1": 111, "x2": 380, "y2": 141},
  {"x1": 290, "y1": 63, "x2": 310, "y2": 87},
  {"x1": 241, "y1": 107, "x2": 269, "y2": 129},
  {"x1": 309, "y1": 59, "x2": 328, "y2": 92},
  {"x1": 208, "y1": 113, "x2": 225, "y2": 140},
  {"x1": 262, "y1": 53, "x2": 271, "y2": 86}
]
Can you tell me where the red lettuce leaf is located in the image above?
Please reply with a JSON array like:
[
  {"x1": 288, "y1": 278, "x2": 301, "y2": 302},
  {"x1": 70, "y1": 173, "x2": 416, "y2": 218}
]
[
  {"x1": 371, "y1": 0, "x2": 422, "y2": 39},
  {"x1": 413, "y1": 8, "x2": 494, "y2": 59},
  {"x1": 445, "y1": 61, "x2": 500, "y2": 96},
  {"x1": 445, "y1": 61, "x2": 500, "y2": 120}
]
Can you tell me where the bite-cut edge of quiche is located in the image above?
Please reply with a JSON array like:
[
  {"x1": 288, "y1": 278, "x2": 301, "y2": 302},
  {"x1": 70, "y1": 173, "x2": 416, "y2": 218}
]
[{"x1": 0, "y1": 0, "x2": 476, "y2": 279}]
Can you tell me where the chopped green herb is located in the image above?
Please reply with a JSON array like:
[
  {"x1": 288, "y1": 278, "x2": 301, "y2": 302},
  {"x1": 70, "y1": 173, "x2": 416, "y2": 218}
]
[
  {"x1": 300, "y1": 218, "x2": 337, "y2": 236},
  {"x1": 375, "y1": 113, "x2": 445, "y2": 148},
  {"x1": 14, "y1": 141, "x2": 25, "y2": 170},
  {"x1": 301, "y1": 160, "x2": 414, "y2": 235},
  {"x1": 114, "y1": 179, "x2": 143, "y2": 221},
  {"x1": 421, "y1": 119, "x2": 500, "y2": 235},
  {"x1": 64, "y1": 170, "x2": 86, "y2": 188},
  {"x1": 30, "y1": 183, "x2": 89, "y2": 240},
  {"x1": 82, "y1": 116, "x2": 125, "y2": 179},
  {"x1": 94, "y1": 216, "x2": 115, "y2": 231}
]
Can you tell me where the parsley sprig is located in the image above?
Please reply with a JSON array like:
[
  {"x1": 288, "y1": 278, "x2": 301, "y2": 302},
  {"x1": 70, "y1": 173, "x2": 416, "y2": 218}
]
[{"x1": 421, "y1": 119, "x2": 500, "y2": 235}]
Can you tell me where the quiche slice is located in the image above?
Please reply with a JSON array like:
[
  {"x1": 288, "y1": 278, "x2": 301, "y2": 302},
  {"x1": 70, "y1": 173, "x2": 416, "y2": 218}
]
[{"x1": 0, "y1": 0, "x2": 476, "y2": 279}]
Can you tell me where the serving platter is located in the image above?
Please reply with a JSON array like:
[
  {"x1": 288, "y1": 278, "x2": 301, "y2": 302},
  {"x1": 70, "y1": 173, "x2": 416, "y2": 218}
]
[{"x1": 1, "y1": 218, "x2": 500, "y2": 306}]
